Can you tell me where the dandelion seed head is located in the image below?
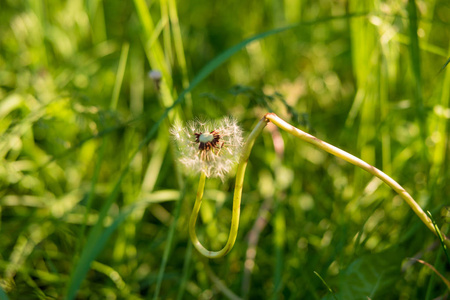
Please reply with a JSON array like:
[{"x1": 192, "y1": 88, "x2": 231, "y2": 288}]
[
  {"x1": 170, "y1": 117, "x2": 244, "y2": 180},
  {"x1": 198, "y1": 132, "x2": 214, "y2": 143},
  {"x1": 148, "y1": 70, "x2": 162, "y2": 81}
]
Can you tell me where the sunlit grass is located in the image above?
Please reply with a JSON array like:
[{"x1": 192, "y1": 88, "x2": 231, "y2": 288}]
[{"x1": 0, "y1": 0, "x2": 449, "y2": 299}]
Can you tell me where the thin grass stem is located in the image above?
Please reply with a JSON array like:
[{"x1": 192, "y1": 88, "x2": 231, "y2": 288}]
[
  {"x1": 110, "y1": 43, "x2": 129, "y2": 110},
  {"x1": 152, "y1": 183, "x2": 186, "y2": 299},
  {"x1": 313, "y1": 271, "x2": 338, "y2": 300},
  {"x1": 175, "y1": 242, "x2": 193, "y2": 300}
]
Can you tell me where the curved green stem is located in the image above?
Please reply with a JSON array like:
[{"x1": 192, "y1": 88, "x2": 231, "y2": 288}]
[
  {"x1": 189, "y1": 116, "x2": 269, "y2": 258},
  {"x1": 190, "y1": 112, "x2": 449, "y2": 258},
  {"x1": 264, "y1": 113, "x2": 450, "y2": 248}
]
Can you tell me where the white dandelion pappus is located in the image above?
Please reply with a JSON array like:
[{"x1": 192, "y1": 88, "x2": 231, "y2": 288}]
[{"x1": 170, "y1": 117, "x2": 244, "y2": 180}]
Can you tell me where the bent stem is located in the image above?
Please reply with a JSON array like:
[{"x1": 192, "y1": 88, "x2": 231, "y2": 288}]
[
  {"x1": 189, "y1": 116, "x2": 269, "y2": 258},
  {"x1": 190, "y1": 112, "x2": 449, "y2": 258},
  {"x1": 265, "y1": 113, "x2": 450, "y2": 248}
]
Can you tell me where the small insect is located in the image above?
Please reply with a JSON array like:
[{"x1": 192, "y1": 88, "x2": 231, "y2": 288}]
[{"x1": 194, "y1": 130, "x2": 223, "y2": 160}]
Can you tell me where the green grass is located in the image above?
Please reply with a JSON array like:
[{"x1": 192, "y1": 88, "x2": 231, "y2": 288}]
[{"x1": 0, "y1": 0, "x2": 450, "y2": 299}]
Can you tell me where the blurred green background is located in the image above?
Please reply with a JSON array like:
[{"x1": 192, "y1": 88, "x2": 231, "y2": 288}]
[{"x1": 0, "y1": 0, "x2": 449, "y2": 299}]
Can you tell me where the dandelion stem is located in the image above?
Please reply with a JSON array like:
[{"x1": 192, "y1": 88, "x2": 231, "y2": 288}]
[
  {"x1": 189, "y1": 116, "x2": 269, "y2": 258},
  {"x1": 190, "y1": 112, "x2": 449, "y2": 258},
  {"x1": 264, "y1": 112, "x2": 450, "y2": 248}
]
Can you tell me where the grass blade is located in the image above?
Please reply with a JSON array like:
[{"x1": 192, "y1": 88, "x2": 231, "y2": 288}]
[
  {"x1": 407, "y1": 0, "x2": 426, "y2": 143},
  {"x1": 152, "y1": 184, "x2": 186, "y2": 299},
  {"x1": 111, "y1": 43, "x2": 130, "y2": 110},
  {"x1": 0, "y1": 286, "x2": 9, "y2": 300},
  {"x1": 314, "y1": 271, "x2": 338, "y2": 300}
]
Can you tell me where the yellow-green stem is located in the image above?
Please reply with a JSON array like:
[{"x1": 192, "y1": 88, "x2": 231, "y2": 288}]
[
  {"x1": 189, "y1": 116, "x2": 269, "y2": 258},
  {"x1": 190, "y1": 112, "x2": 449, "y2": 258},
  {"x1": 265, "y1": 113, "x2": 450, "y2": 248}
]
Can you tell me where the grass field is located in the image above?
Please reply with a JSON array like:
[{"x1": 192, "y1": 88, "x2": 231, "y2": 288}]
[{"x1": 0, "y1": 0, "x2": 450, "y2": 299}]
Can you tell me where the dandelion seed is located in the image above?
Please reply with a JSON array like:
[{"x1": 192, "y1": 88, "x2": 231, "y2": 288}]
[
  {"x1": 170, "y1": 117, "x2": 244, "y2": 180},
  {"x1": 148, "y1": 70, "x2": 162, "y2": 90}
]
